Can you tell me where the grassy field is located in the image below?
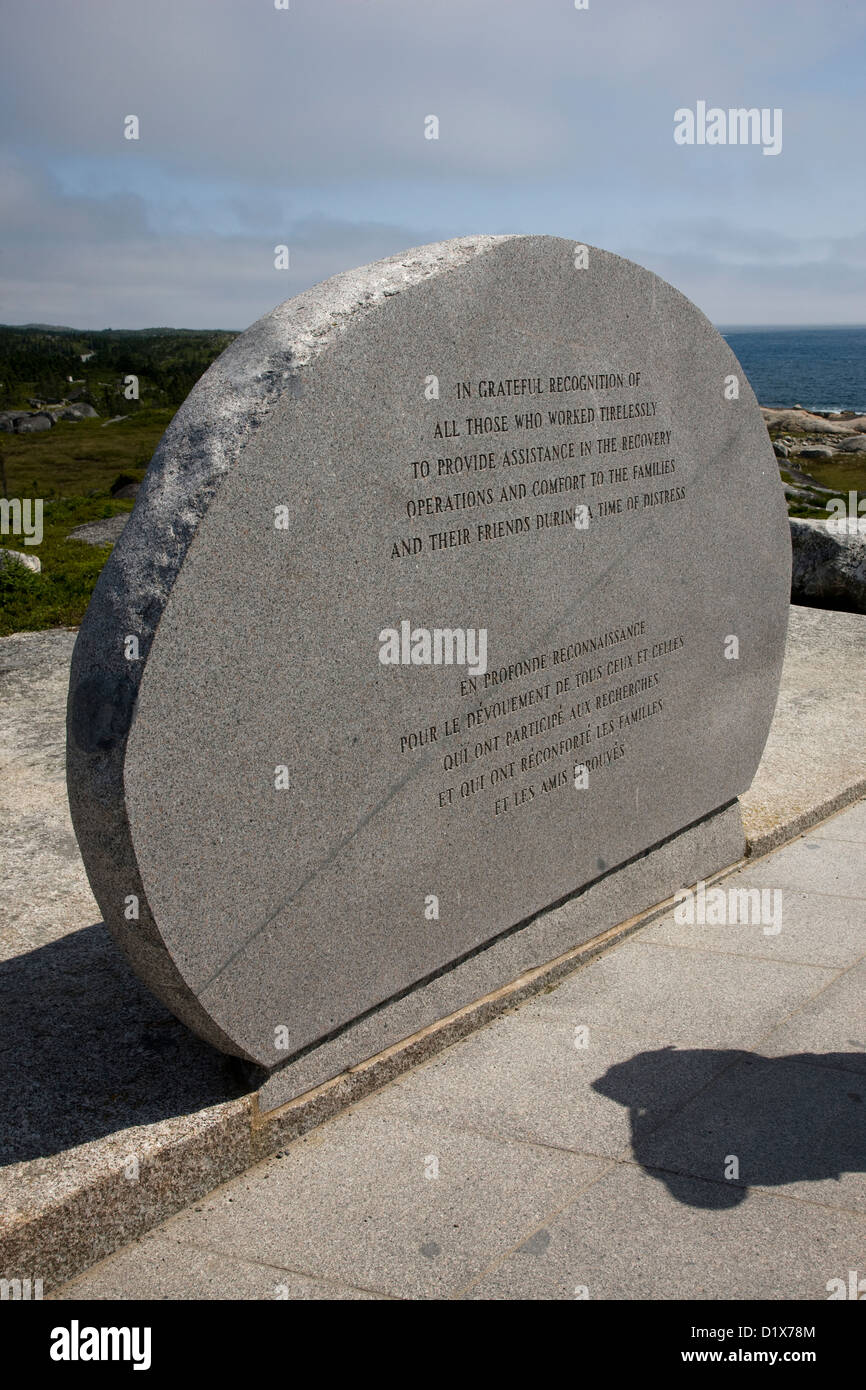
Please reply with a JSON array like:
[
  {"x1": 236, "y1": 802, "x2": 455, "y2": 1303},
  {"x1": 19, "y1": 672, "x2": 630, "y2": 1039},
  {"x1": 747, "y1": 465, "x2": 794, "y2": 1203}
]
[
  {"x1": 0, "y1": 496, "x2": 136, "y2": 636},
  {"x1": 0, "y1": 409, "x2": 173, "y2": 497},
  {"x1": 0, "y1": 324, "x2": 236, "y2": 634},
  {"x1": 0, "y1": 411, "x2": 172, "y2": 636}
]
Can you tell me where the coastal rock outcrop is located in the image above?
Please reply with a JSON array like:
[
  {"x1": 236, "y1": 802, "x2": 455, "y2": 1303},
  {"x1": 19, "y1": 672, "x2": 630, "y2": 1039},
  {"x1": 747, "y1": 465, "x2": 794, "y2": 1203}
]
[{"x1": 790, "y1": 518, "x2": 866, "y2": 614}]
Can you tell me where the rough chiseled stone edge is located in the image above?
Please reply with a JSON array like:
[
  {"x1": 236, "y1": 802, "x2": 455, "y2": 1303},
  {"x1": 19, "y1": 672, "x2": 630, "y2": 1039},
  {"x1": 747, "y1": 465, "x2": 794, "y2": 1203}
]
[{"x1": 65, "y1": 236, "x2": 516, "y2": 1063}]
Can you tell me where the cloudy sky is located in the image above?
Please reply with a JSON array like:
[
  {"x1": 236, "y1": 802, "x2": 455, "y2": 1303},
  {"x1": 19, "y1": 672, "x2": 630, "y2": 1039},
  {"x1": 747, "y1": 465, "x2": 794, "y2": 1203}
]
[{"x1": 2, "y1": 0, "x2": 864, "y2": 329}]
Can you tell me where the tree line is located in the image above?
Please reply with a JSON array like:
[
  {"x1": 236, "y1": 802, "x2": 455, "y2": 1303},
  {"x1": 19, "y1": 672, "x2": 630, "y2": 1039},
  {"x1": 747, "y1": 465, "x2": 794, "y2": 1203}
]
[{"x1": 0, "y1": 325, "x2": 238, "y2": 412}]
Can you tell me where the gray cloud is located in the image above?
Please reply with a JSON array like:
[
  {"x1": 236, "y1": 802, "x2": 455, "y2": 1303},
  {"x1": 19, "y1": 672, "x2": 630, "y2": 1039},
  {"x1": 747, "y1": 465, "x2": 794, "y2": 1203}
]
[
  {"x1": 0, "y1": 159, "x2": 443, "y2": 326},
  {"x1": 1, "y1": 0, "x2": 863, "y2": 325}
]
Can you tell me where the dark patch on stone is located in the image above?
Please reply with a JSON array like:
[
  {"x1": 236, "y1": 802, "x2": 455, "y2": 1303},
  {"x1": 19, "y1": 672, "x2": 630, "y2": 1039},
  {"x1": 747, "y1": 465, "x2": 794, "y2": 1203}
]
[{"x1": 69, "y1": 674, "x2": 133, "y2": 754}]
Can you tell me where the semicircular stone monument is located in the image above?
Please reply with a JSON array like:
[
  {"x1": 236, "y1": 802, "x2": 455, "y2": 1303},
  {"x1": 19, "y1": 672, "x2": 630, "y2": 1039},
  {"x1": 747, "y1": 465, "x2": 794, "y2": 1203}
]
[{"x1": 67, "y1": 235, "x2": 791, "y2": 1098}]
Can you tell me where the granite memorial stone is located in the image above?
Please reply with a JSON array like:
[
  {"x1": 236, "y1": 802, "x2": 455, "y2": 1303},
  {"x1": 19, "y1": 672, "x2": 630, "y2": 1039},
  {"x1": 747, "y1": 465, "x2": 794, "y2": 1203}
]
[{"x1": 67, "y1": 235, "x2": 791, "y2": 1075}]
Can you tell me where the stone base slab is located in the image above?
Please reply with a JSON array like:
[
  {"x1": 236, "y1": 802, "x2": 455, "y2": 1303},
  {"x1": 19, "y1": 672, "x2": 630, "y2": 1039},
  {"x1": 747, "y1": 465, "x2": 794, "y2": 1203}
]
[{"x1": 255, "y1": 802, "x2": 745, "y2": 1112}]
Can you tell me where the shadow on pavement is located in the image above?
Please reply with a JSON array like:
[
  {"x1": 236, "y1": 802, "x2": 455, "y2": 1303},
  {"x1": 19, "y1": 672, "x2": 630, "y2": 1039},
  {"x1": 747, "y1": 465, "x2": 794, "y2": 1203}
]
[
  {"x1": 0, "y1": 922, "x2": 252, "y2": 1167},
  {"x1": 592, "y1": 1045, "x2": 866, "y2": 1208}
]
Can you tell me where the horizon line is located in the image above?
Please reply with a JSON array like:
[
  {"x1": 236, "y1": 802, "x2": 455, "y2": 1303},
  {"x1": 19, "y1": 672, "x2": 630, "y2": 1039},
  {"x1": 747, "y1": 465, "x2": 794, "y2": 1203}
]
[{"x1": 2, "y1": 319, "x2": 866, "y2": 335}]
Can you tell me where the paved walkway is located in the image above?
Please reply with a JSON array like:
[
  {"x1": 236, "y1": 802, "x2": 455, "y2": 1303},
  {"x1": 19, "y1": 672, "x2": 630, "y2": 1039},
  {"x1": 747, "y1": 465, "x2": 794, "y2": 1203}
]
[{"x1": 53, "y1": 799, "x2": 866, "y2": 1301}]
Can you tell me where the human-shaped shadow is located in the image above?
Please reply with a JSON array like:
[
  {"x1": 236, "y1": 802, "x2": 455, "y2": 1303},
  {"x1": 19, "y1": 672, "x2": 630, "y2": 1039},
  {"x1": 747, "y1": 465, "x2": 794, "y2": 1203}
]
[{"x1": 591, "y1": 1046, "x2": 866, "y2": 1208}]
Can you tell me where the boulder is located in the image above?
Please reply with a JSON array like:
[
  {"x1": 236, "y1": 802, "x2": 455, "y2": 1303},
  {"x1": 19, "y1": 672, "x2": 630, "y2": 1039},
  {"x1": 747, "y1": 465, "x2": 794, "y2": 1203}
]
[
  {"x1": 0, "y1": 547, "x2": 41, "y2": 574},
  {"x1": 790, "y1": 518, "x2": 866, "y2": 613},
  {"x1": 0, "y1": 411, "x2": 28, "y2": 433},
  {"x1": 772, "y1": 441, "x2": 788, "y2": 458},
  {"x1": 15, "y1": 411, "x2": 54, "y2": 432},
  {"x1": 836, "y1": 435, "x2": 866, "y2": 453},
  {"x1": 67, "y1": 514, "x2": 129, "y2": 547},
  {"x1": 761, "y1": 407, "x2": 856, "y2": 436},
  {"x1": 796, "y1": 446, "x2": 837, "y2": 460},
  {"x1": 59, "y1": 403, "x2": 100, "y2": 421}
]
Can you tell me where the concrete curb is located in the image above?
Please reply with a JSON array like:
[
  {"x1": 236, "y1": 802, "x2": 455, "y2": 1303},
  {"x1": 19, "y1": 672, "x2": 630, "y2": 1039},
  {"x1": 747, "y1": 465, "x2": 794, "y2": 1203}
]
[{"x1": 744, "y1": 777, "x2": 866, "y2": 858}]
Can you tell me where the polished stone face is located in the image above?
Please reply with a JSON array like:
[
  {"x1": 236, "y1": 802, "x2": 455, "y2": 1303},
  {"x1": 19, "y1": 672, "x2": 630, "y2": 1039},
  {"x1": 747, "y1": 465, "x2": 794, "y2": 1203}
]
[{"x1": 67, "y1": 235, "x2": 791, "y2": 1068}]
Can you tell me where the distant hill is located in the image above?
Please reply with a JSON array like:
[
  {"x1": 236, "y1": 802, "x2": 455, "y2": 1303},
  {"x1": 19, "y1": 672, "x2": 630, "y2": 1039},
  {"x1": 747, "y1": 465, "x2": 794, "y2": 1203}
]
[
  {"x1": 0, "y1": 325, "x2": 239, "y2": 412},
  {"x1": 7, "y1": 324, "x2": 240, "y2": 334}
]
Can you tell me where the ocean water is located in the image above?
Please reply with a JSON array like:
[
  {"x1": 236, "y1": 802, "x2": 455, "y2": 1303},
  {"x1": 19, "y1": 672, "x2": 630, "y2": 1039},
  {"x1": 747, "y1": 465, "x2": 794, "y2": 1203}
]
[{"x1": 718, "y1": 327, "x2": 866, "y2": 414}]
